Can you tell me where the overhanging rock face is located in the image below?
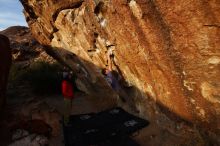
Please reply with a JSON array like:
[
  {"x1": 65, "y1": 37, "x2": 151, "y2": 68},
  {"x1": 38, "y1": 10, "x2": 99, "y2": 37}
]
[{"x1": 20, "y1": 0, "x2": 220, "y2": 129}]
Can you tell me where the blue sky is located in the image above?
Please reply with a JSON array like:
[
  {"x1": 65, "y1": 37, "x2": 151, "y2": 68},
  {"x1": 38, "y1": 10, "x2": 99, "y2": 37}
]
[{"x1": 0, "y1": 0, "x2": 27, "y2": 30}]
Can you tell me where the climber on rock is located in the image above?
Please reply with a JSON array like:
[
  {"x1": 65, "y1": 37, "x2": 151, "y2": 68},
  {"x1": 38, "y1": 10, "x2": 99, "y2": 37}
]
[
  {"x1": 102, "y1": 49, "x2": 116, "y2": 88},
  {"x1": 102, "y1": 49, "x2": 127, "y2": 102}
]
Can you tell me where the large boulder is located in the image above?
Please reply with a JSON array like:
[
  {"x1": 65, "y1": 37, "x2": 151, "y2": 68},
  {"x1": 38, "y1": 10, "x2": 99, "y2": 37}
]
[
  {"x1": 0, "y1": 34, "x2": 12, "y2": 110},
  {"x1": 20, "y1": 0, "x2": 220, "y2": 130},
  {"x1": 0, "y1": 26, "x2": 55, "y2": 63}
]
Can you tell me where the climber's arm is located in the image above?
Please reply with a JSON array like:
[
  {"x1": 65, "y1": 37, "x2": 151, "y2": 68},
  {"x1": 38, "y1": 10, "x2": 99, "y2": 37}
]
[{"x1": 107, "y1": 52, "x2": 113, "y2": 71}]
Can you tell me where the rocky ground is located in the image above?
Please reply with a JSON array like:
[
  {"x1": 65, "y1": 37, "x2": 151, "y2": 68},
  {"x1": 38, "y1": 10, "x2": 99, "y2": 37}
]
[{"x1": 0, "y1": 88, "x2": 211, "y2": 146}]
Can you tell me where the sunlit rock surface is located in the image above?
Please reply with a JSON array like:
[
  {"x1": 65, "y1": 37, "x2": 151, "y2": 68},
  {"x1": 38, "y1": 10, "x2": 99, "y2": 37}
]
[{"x1": 20, "y1": 0, "x2": 220, "y2": 129}]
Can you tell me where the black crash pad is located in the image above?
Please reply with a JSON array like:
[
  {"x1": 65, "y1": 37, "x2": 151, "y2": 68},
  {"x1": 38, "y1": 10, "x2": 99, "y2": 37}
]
[{"x1": 63, "y1": 107, "x2": 149, "y2": 146}]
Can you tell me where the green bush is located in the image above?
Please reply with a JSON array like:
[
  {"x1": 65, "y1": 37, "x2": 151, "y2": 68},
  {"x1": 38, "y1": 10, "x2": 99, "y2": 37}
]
[
  {"x1": 9, "y1": 64, "x2": 28, "y2": 83},
  {"x1": 27, "y1": 61, "x2": 62, "y2": 95},
  {"x1": 9, "y1": 61, "x2": 63, "y2": 95}
]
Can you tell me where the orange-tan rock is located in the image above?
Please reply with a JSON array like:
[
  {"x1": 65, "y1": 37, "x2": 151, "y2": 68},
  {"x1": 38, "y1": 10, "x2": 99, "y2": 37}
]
[{"x1": 20, "y1": 0, "x2": 220, "y2": 130}]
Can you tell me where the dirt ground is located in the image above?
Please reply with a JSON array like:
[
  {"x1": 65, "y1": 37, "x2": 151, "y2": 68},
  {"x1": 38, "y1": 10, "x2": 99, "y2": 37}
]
[{"x1": 1, "y1": 90, "x2": 215, "y2": 146}]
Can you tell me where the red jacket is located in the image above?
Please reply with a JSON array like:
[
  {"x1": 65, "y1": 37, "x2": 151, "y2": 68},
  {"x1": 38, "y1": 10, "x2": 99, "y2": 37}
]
[{"x1": 62, "y1": 80, "x2": 74, "y2": 99}]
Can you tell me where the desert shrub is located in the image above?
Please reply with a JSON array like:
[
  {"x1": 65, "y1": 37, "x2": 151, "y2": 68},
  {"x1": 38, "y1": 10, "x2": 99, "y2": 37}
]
[
  {"x1": 9, "y1": 64, "x2": 28, "y2": 83},
  {"x1": 9, "y1": 61, "x2": 63, "y2": 95},
  {"x1": 26, "y1": 61, "x2": 62, "y2": 95}
]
